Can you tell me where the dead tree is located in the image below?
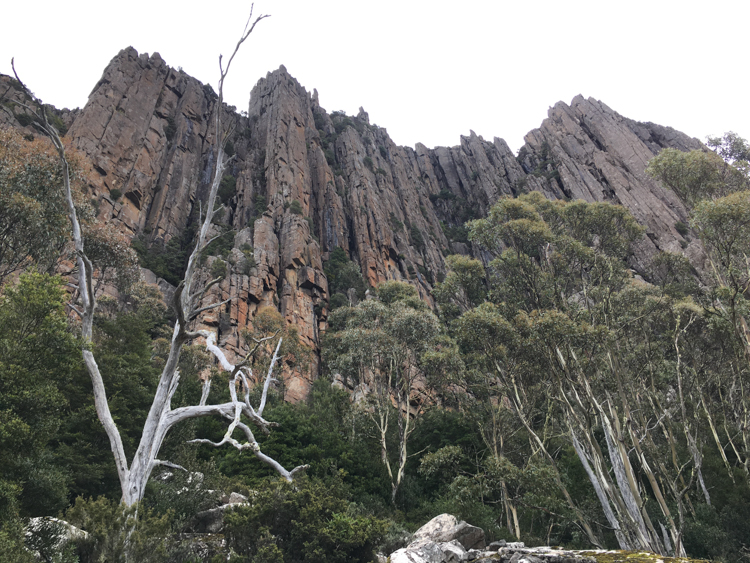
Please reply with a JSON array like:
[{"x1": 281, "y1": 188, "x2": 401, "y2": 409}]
[{"x1": 9, "y1": 5, "x2": 307, "y2": 506}]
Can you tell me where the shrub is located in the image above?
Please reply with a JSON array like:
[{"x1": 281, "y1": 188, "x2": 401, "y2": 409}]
[
  {"x1": 109, "y1": 189, "x2": 122, "y2": 201},
  {"x1": 289, "y1": 200, "x2": 303, "y2": 215},
  {"x1": 210, "y1": 258, "x2": 227, "y2": 279},
  {"x1": 14, "y1": 113, "x2": 33, "y2": 127},
  {"x1": 254, "y1": 194, "x2": 267, "y2": 211},
  {"x1": 223, "y1": 477, "x2": 387, "y2": 563},
  {"x1": 329, "y1": 292, "x2": 349, "y2": 310},
  {"x1": 218, "y1": 175, "x2": 237, "y2": 205},
  {"x1": 389, "y1": 212, "x2": 404, "y2": 232},
  {"x1": 410, "y1": 225, "x2": 425, "y2": 251},
  {"x1": 241, "y1": 246, "x2": 256, "y2": 275},
  {"x1": 164, "y1": 116, "x2": 177, "y2": 142},
  {"x1": 65, "y1": 497, "x2": 171, "y2": 563},
  {"x1": 428, "y1": 189, "x2": 457, "y2": 203},
  {"x1": 201, "y1": 229, "x2": 236, "y2": 262},
  {"x1": 379, "y1": 146, "x2": 387, "y2": 159},
  {"x1": 324, "y1": 247, "x2": 366, "y2": 300},
  {"x1": 675, "y1": 220, "x2": 689, "y2": 237},
  {"x1": 363, "y1": 156, "x2": 374, "y2": 171}
]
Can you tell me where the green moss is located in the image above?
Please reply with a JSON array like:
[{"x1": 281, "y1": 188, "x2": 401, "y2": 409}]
[{"x1": 579, "y1": 550, "x2": 709, "y2": 563}]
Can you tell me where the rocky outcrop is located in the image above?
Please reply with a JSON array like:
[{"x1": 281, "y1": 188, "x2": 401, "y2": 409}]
[
  {"x1": 1, "y1": 74, "x2": 79, "y2": 136},
  {"x1": 517, "y1": 96, "x2": 706, "y2": 273},
  {"x1": 388, "y1": 514, "x2": 597, "y2": 563},
  {"x1": 51, "y1": 48, "x2": 541, "y2": 398},
  {"x1": 1, "y1": 49, "x2": 708, "y2": 399}
]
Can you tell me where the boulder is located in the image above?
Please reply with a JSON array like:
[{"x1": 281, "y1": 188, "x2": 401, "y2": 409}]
[
  {"x1": 390, "y1": 539, "x2": 447, "y2": 563},
  {"x1": 413, "y1": 513, "x2": 485, "y2": 550}
]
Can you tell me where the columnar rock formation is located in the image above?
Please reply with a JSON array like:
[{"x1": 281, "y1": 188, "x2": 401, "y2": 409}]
[{"x1": 0, "y1": 48, "x2": 706, "y2": 398}]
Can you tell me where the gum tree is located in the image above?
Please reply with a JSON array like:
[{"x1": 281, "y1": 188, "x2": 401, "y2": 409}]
[{"x1": 6, "y1": 5, "x2": 307, "y2": 507}]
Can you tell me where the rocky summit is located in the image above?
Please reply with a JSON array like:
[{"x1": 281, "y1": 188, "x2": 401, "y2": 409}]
[{"x1": 0, "y1": 48, "x2": 706, "y2": 399}]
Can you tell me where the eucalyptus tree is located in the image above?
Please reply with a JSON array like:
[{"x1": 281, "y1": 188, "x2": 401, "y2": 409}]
[
  {"x1": 648, "y1": 135, "x2": 750, "y2": 479},
  {"x1": 439, "y1": 192, "x2": 707, "y2": 555},
  {"x1": 0, "y1": 128, "x2": 72, "y2": 285},
  {"x1": 325, "y1": 281, "x2": 442, "y2": 504},
  {"x1": 7, "y1": 6, "x2": 308, "y2": 507}
]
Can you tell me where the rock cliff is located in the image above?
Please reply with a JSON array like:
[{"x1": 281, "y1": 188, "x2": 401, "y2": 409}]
[{"x1": 1, "y1": 48, "x2": 706, "y2": 398}]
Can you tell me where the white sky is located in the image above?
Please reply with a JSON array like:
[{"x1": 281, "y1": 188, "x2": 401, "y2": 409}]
[{"x1": 2, "y1": 0, "x2": 748, "y2": 154}]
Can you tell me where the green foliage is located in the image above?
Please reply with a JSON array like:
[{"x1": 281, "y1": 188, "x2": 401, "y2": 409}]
[
  {"x1": 674, "y1": 220, "x2": 688, "y2": 236},
  {"x1": 646, "y1": 145, "x2": 749, "y2": 205},
  {"x1": 691, "y1": 190, "x2": 750, "y2": 291},
  {"x1": 164, "y1": 116, "x2": 177, "y2": 142},
  {"x1": 329, "y1": 292, "x2": 349, "y2": 310},
  {"x1": 331, "y1": 111, "x2": 365, "y2": 136},
  {"x1": 254, "y1": 194, "x2": 267, "y2": 216},
  {"x1": 440, "y1": 221, "x2": 469, "y2": 243},
  {"x1": 0, "y1": 128, "x2": 74, "y2": 283},
  {"x1": 324, "y1": 247, "x2": 366, "y2": 304},
  {"x1": 14, "y1": 112, "x2": 33, "y2": 127},
  {"x1": 202, "y1": 228, "x2": 236, "y2": 261},
  {"x1": 468, "y1": 192, "x2": 643, "y2": 313},
  {"x1": 313, "y1": 111, "x2": 327, "y2": 131},
  {"x1": 364, "y1": 156, "x2": 374, "y2": 171},
  {"x1": 109, "y1": 188, "x2": 122, "y2": 201},
  {"x1": 325, "y1": 282, "x2": 443, "y2": 503},
  {"x1": 240, "y1": 244, "x2": 256, "y2": 274},
  {"x1": 428, "y1": 188, "x2": 457, "y2": 203},
  {"x1": 223, "y1": 477, "x2": 387, "y2": 563},
  {"x1": 65, "y1": 496, "x2": 171, "y2": 563},
  {"x1": 410, "y1": 225, "x2": 425, "y2": 252},
  {"x1": 0, "y1": 518, "x2": 36, "y2": 563},
  {"x1": 0, "y1": 274, "x2": 80, "y2": 519},
  {"x1": 210, "y1": 258, "x2": 227, "y2": 279},
  {"x1": 288, "y1": 199, "x2": 303, "y2": 215},
  {"x1": 707, "y1": 131, "x2": 750, "y2": 164},
  {"x1": 389, "y1": 212, "x2": 404, "y2": 231},
  {"x1": 433, "y1": 255, "x2": 487, "y2": 321},
  {"x1": 132, "y1": 220, "x2": 199, "y2": 286},
  {"x1": 218, "y1": 175, "x2": 237, "y2": 204},
  {"x1": 54, "y1": 284, "x2": 170, "y2": 501}
]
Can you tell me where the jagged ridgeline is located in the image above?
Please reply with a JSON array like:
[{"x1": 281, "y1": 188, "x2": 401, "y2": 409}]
[{"x1": 0, "y1": 47, "x2": 705, "y2": 398}]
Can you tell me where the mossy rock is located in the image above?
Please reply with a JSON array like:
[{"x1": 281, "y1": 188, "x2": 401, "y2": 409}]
[{"x1": 580, "y1": 550, "x2": 709, "y2": 563}]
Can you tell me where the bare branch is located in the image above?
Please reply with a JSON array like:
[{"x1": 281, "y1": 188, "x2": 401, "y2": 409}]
[
  {"x1": 154, "y1": 460, "x2": 188, "y2": 472},
  {"x1": 189, "y1": 276, "x2": 224, "y2": 305},
  {"x1": 189, "y1": 297, "x2": 233, "y2": 322},
  {"x1": 258, "y1": 338, "x2": 283, "y2": 416},
  {"x1": 198, "y1": 330, "x2": 235, "y2": 372},
  {"x1": 199, "y1": 378, "x2": 212, "y2": 406}
]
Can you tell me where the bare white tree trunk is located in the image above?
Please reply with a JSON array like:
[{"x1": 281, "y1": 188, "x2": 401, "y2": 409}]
[{"x1": 11, "y1": 6, "x2": 308, "y2": 507}]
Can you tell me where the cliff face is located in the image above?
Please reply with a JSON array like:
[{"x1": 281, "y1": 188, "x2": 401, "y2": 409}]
[
  {"x1": 1, "y1": 49, "x2": 707, "y2": 398},
  {"x1": 517, "y1": 96, "x2": 706, "y2": 272}
]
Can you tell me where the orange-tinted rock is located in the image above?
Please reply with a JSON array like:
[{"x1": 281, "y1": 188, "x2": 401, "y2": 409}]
[{"x1": 1, "y1": 51, "x2": 710, "y2": 401}]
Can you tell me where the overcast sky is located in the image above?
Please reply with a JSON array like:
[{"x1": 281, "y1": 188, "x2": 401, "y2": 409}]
[{"x1": 2, "y1": 0, "x2": 747, "y2": 154}]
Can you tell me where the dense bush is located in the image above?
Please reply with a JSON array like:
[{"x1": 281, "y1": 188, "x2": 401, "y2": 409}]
[
  {"x1": 223, "y1": 477, "x2": 387, "y2": 563},
  {"x1": 323, "y1": 247, "x2": 366, "y2": 308}
]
